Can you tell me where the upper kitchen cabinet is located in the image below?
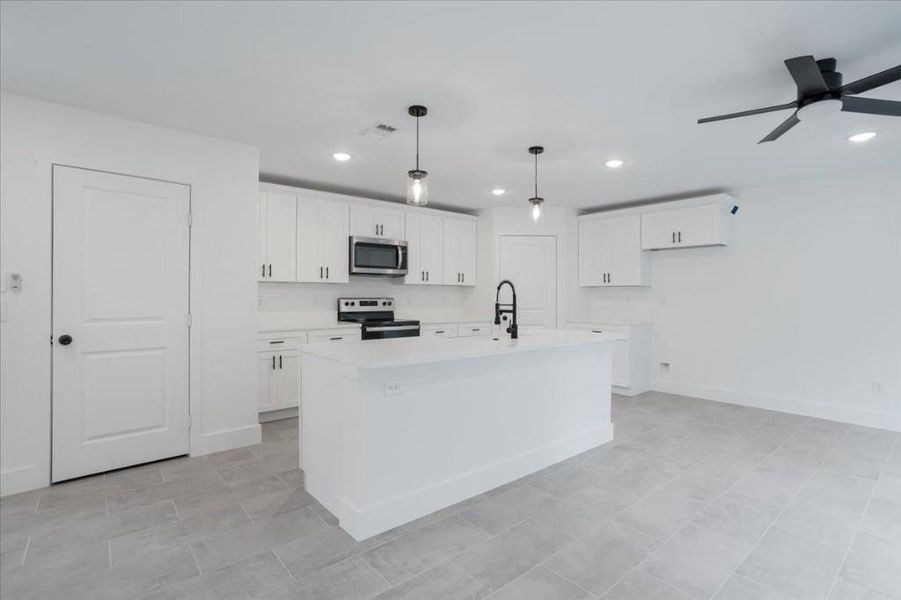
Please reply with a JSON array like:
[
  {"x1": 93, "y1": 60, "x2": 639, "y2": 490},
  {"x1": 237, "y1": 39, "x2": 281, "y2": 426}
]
[
  {"x1": 579, "y1": 214, "x2": 648, "y2": 287},
  {"x1": 405, "y1": 210, "x2": 443, "y2": 285},
  {"x1": 442, "y1": 217, "x2": 477, "y2": 286},
  {"x1": 641, "y1": 200, "x2": 731, "y2": 250},
  {"x1": 296, "y1": 196, "x2": 349, "y2": 283},
  {"x1": 258, "y1": 191, "x2": 297, "y2": 282},
  {"x1": 350, "y1": 203, "x2": 405, "y2": 240}
]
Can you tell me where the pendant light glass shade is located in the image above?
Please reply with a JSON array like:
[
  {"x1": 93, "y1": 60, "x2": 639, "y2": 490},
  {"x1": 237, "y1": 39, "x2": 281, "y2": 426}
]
[
  {"x1": 406, "y1": 105, "x2": 429, "y2": 206},
  {"x1": 406, "y1": 169, "x2": 429, "y2": 206},
  {"x1": 527, "y1": 146, "x2": 545, "y2": 222},
  {"x1": 530, "y1": 197, "x2": 544, "y2": 223}
]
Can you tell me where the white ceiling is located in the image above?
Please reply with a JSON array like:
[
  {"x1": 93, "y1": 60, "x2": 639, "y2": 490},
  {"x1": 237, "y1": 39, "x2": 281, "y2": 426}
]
[{"x1": 2, "y1": 1, "x2": 900, "y2": 210}]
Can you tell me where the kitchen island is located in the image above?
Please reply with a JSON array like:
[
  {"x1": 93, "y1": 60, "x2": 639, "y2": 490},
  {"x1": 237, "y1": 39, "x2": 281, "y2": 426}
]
[{"x1": 300, "y1": 329, "x2": 616, "y2": 540}]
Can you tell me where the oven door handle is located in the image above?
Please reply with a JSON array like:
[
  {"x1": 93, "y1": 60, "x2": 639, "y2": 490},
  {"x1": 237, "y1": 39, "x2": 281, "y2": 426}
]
[{"x1": 364, "y1": 325, "x2": 420, "y2": 332}]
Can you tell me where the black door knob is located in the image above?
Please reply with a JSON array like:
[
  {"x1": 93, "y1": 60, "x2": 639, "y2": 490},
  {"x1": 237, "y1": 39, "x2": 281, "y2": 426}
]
[{"x1": 58, "y1": 334, "x2": 73, "y2": 345}]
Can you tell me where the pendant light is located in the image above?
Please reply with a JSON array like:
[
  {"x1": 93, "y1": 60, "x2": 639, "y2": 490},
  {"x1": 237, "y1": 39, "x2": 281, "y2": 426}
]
[
  {"x1": 528, "y1": 146, "x2": 545, "y2": 222},
  {"x1": 406, "y1": 105, "x2": 429, "y2": 206}
]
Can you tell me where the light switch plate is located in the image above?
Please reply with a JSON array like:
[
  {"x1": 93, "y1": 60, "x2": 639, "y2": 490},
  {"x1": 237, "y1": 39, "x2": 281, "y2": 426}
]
[{"x1": 384, "y1": 381, "x2": 401, "y2": 395}]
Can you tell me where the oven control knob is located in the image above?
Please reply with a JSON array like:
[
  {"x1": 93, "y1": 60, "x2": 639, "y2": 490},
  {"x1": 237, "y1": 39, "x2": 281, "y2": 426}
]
[{"x1": 351, "y1": 302, "x2": 356, "y2": 306}]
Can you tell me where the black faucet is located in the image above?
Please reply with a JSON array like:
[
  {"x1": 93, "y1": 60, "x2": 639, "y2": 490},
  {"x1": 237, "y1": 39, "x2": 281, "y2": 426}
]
[{"x1": 494, "y1": 280, "x2": 518, "y2": 339}]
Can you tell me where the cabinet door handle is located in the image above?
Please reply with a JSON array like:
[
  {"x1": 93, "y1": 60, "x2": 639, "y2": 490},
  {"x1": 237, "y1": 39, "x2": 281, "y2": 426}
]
[
  {"x1": 261, "y1": 264, "x2": 266, "y2": 277},
  {"x1": 380, "y1": 224, "x2": 383, "y2": 236},
  {"x1": 591, "y1": 329, "x2": 603, "y2": 334},
  {"x1": 462, "y1": 273, "x2": 465, "y2": 283},
  {"x1": 320, "y1": 266, "x2": 323, "y2": 279},
  {"x1": 435, "y1": 330, "x2": 445, "y2": 334},
  {"x1": 279, "y1": 355, "x2": 283, "y2": 369},
  {"x1": 608, "y1": 273, "x2": 612, "y2": 284},
  {"x1": 268, "y1": 264, "x2": 272, "y2": 277},
  {"x1": 672, "y1": 231, "x2": 676, "y2": 244},
  {"x1": 427, "y1": 271, "x2": 430, "y2": 282},
  {"x1": 329, "y1": 336, "x2": 342, "y2": 341},
  {"x1": 678, "y1": 231, "x2": 682, "y2": 243},
  {"x1": 421, "y1": 271, "x2": 424, "y2": 281},
  {"x1": 272, "y1": 356, "x2": 276, "y2": 370},
  {"x1": 375, "y1": 224, "x2": 379, "y2": 235},
  {"x1": 326, "y1": 266, "x2": 329, "y2": 279},
  {"x1": 269, "y1": 340, "x2": 284, "y2": 344}
]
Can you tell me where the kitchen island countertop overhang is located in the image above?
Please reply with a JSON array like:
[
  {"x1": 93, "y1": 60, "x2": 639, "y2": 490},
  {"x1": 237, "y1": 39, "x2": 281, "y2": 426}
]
[{"x1": 300, "y1": 330, "x2": 617, "y2": 540}]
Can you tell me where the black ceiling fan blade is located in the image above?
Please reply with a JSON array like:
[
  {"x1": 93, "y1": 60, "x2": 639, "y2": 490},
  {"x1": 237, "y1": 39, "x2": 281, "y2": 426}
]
[
  {"x1": 698, "y1": 101, "x2": 797, "y2": 124},
  {"x1": 840, "y1": 65, "x2": 901, "y2": 95},
  {"x1": 841, "y1": 96, "x2": 901, "y2": 117},
  {"x1": 784, "y1": 55, "x2": 830, "y2": 97},
  {"x1": 758, "y1": 111, "x2": 800, "y2": 144}
]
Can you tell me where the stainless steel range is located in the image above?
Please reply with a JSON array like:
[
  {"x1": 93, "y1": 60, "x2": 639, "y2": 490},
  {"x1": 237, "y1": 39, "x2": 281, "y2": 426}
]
[{"x1": 337, "y1": 297, "x2": 420, "y2": 340}]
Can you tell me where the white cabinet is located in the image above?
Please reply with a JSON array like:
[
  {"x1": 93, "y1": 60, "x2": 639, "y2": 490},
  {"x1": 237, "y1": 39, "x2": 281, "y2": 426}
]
[
  {"x1": 579, "y1": 214, "x2": 648, "y2": 287},
  {"x1": 457, "y1": 322, "x2": 491, "y2": 337},
  {"x1": 405, "y1": 211, "x2": 444, "y2": 285},
  {"x1": 442, "y1": 217, "x2": 477, "y2": 286},
  {"x1": 258, "y1": 342, "x2": 301, "y2": 413},
  {"x1": 421, "y1": 323, "x2": 458, "y2": 338},
  {"x1": 297, "y1": 197, "x2": 349, "y2": 283},
  {"x1": 308, "y1": 328, "x2": 359, "y2": 343},
  {"x1": 258, "y1": 191, "x2": 297, "y2": 282},
  {"x1": 350, "y1": 204, "x2": 405, "y2": 240},
  {"x1": 641, "y1": 203, "x2": 730, "y2": 250},
  {"x1": 566, "y1": 322, "x2": 651, "y2": 396}
]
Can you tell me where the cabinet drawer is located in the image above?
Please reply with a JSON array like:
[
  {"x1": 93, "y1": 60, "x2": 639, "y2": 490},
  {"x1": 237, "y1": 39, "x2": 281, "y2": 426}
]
[
  {"x1": 308, "y1": 328, "x2": 360, "y2": 343},
  {"x1": 256, "y1": 333, "x2": 305, "y2": 351},
  {"x1": 566, "y1": 323, "x2": 629, "y2": 341},
  {"x1": 457, "y1": 322, "x2": 491, "y2": 337},
  {"x1": 421, "y1": 323, "x2": 458, "y2": 338}
]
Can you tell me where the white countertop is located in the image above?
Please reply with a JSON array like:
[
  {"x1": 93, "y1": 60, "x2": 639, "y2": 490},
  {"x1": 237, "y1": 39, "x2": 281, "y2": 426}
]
[{"x1": 301, "y1": 329, "x2": 616, "y2": 369}]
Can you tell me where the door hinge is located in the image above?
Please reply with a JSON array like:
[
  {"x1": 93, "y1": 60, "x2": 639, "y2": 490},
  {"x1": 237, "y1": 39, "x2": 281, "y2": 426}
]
[
  {"x1": 186, "y1": 313, "x2": 193, "y2": 328},
  {"x1": 187, "y1": 212, "x2": 193, "y2": 228}
]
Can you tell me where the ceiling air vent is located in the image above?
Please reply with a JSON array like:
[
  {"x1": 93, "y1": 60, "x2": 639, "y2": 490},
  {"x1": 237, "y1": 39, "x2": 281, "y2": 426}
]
[{"x1": 359, "y1": 123, "x2": 397, "y2": 140}]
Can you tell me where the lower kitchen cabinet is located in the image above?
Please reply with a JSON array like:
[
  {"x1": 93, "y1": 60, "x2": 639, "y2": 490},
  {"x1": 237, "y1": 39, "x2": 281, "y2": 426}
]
[
  {"x1": 258, "y1": 347, "x2": 300, "y2": 412},
  {"x1": 566, "y1": 322, "x2": 651, "y2": 396},
  {"x1": 421, "y1": 323, "x2": 458, "y2": 338}
]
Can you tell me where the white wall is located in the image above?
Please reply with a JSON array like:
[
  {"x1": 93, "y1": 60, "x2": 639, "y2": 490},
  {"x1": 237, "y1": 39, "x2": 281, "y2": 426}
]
[
  {"x1": 0, "y1": 92, "x2": 261, "y2": 495},
  {"x1": 572, "y1": 169, "x2": 901, "y2": 430}
]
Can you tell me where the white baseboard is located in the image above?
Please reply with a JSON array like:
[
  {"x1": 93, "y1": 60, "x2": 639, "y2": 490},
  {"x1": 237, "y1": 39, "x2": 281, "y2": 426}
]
[
  {"x1": 653, "y1": 380, "x2": 901, "y2": 432},
  {"x1": 1, "y1": 464, "x2": 46, "y2": 497},
  {"x1": 336, "y1": 423, "x2": 614, "y2": 541},
  {"x1": 259, "y1": 407, "x2": 298, "y2": 423},
  {"x1": 194, "y1": 423, "x2": 262, "y2": 456}
]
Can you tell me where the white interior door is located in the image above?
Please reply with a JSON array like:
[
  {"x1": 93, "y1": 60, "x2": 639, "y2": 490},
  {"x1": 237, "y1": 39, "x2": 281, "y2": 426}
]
[
  {"x1": 52, "y1": 166, "x2": 190, "y2": 482},
  {"x1": 498, "y1": 235, "x2": 557, "y2": 329}
]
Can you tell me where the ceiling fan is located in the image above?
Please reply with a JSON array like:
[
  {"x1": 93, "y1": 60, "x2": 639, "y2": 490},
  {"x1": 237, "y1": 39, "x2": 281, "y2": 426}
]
[{"x1": 698, "y1": 56, "x2": 901, "y2": 143}]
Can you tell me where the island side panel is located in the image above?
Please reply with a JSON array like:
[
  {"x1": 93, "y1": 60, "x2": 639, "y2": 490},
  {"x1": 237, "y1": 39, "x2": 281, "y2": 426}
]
[{"x1": 337, "y1": 341, "x2": 614, "y2": 540}]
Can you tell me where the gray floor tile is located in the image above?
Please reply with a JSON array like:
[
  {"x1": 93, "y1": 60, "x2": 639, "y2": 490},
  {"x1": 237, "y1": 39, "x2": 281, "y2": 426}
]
[
  {"x1": 544, "y1": 520, "x2": 657, "y2": 596},
  {"x1": 191, "y1": 506, "x2": 328, "y2": 572},
  {"x1": 453, "y1": 521, "x2": 572, "y2": 591},
  {"x1": 828, "y1": 574, "x2": 901, "y2": 600},
  {"x1": 737, "y1": 527, "x2": 846, "y2": 600},
  {"x1": 776, "y1": 492, "x2": 866, "y2": 549},
  {"x1": 615, "y1": 488, "x2": 706, "y2": 540},
  {"x1": 25, "y1": 498, "x2": 178, "y2": 562},
  {"x1": 727, "y1": 466, "x2": 804, "y2": 506},
  {"x1": 0, "y1": 535, "x2": 27, "y2": 575},
  {"x1": 240, "y1": 486, "x2": 316, "y2": 523},
  {"x1": 460, "y1": 484, "x2": 558, "y2": 534},
  {"x1": 664, "y1": 463, "x2": 742, "y2": 501},
  {"x1": 490, "y1": 565, "x2": 592, "y2": 600},
  {"x1": 714, "y1": 574, "x2": 795, "y2": 600},
  {"x1": 143, "y1": 551, "x2": 292, "y2": 600},
  {"x1": 0, "y1": 491, "x2": 39, "y2": 520},
  {"x1": 275, "y1": 525, "x2": 361, "y2": 579},
  {"x1": 108, "y1": 472, "x2": 230, "y2": 513},
  {"x1": 601, "y1": 569, "x2": 692, "y2": 600},
  {"x1": 528, "y1": 461, "x2": 605, "y2": 500},
  {"x1": 363, "y1": 515, "x2": 490, "y2": 585},
  {"x1": 526, "y1": 497, "x2": 609, "y2": 539},
  {"x1": 292, "y1": 556, "x2": 391, "y2": 600},
  {"x1": 694, "y1": 491, "x2": 784, "y2": 544},
  {"x1": 0, "y1": 539, "x2": 110, "y2": 599},
  {"x1": 643, "y1": 523, "x2": 751, "y2": 599},
  {"x1": 839, "y1": 531, "x2": 901, "y2": 597},
  {"x1": 374, "y1": 562, "x2": 490, "y2": 600},
  {"x1": 860, "y1": 496, "x2": 901, "y2": 544},
  {"x1": 0, "y1": 493, "x2": 108, "y2": 540}
]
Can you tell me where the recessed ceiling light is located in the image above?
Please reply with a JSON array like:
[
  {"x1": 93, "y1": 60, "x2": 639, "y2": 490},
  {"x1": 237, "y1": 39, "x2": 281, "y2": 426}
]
[
  {"x1": 605, "y1": 159, "x2": 624, "y2": 169},
  {"x1": 332, "y1": 152, "x2": 352, "y2": 162},
  {"x1": 848, "y1": 132, "x2": 876, "y2": 143},
  {"x1": 491, "y1": 188, "x2": 506, "y2": 196}
]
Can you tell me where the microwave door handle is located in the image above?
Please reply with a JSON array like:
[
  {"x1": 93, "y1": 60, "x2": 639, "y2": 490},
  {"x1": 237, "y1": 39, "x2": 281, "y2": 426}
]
[{"x1": 397, "y1": 246, "x2": 403, "y2": 269}]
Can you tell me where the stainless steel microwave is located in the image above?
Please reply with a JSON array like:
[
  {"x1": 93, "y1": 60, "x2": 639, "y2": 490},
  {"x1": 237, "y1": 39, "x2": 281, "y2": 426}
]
[{"x1": 349, "y1": 236, "x2": 408, "y2": 276}]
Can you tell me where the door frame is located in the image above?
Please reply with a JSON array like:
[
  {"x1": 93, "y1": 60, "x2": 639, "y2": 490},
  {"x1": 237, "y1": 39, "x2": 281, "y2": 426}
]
[
  {"x1": 50, "y1": 163, "x2": 195, "y2": 481},
  {"x1": 496, "y1": 234, "x2": 560, "y2": 329}
]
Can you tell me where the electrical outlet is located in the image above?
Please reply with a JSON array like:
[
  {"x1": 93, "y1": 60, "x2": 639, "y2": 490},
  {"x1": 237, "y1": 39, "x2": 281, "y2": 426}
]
[
  {"x1": 659, "y1": 361, "x2": 671, "y2": 373},
  {"x1": 384, "y1": 381, "x2": 402, "y2": 395},
  {"x1": 872, "y1": 380, "x2": 884, "y2": 394}
]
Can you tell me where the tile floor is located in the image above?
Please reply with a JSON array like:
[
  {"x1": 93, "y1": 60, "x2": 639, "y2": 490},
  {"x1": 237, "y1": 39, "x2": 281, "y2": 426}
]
[{"x1": 1, "y1": 392, "x2": 899, "y2": 600}]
